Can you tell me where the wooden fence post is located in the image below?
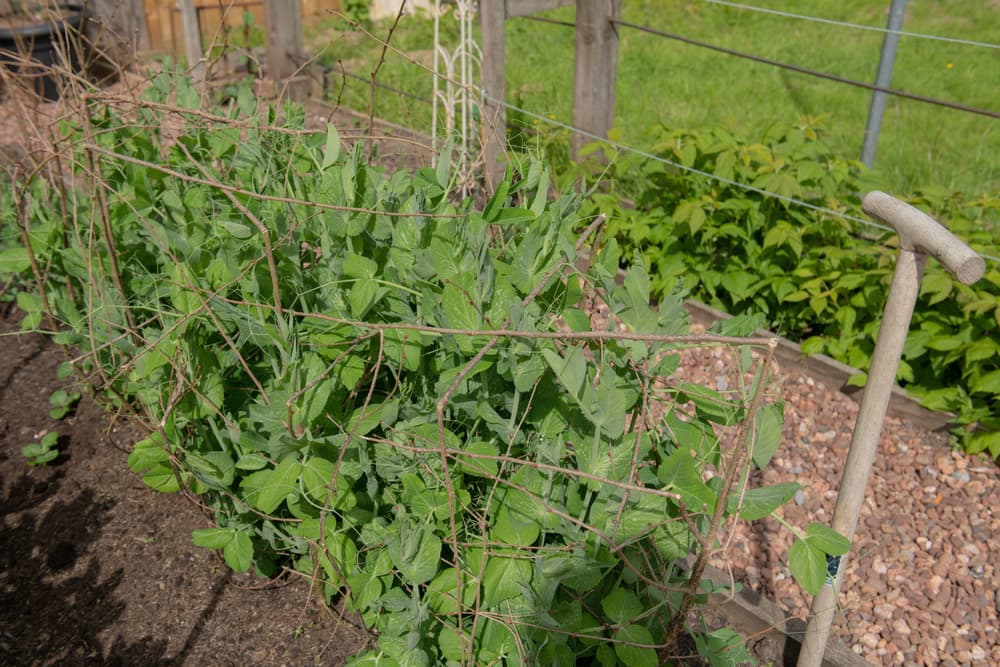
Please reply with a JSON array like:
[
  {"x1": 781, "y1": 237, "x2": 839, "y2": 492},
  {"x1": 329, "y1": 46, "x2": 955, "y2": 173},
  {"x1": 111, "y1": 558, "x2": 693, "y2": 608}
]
[
  {"x1": 571, "y1": 0, "x2": 620, "y2": 158},
  {"x1": 264, "y1": 0, "x2": 304, "y2": 89},
  {"x1": 479, "y1": 0, "x2": 507, "y2": 191},
  {"x1": 177, "y1": 0, "x2": 204, "y2": 81}
]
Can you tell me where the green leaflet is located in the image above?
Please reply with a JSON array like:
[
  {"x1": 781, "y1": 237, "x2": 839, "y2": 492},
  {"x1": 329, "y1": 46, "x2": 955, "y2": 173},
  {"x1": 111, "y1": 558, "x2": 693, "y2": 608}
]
[
  {"x1": 241, "y1": 457, "x2": 302, "y2": 514},
  {"x1": 729, "y1": 482, "x2": 801, "y2": 520},
  {"x1": 387, "y1": 520, "x2": 441, "y2": 585},
  {"x1": 789, "y1": 523, "x2": 851, "y2": 595}
]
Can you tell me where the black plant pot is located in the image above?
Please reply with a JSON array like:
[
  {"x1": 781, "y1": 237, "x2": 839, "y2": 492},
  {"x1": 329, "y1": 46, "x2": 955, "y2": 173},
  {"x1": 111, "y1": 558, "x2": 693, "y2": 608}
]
[{"x1": 0, "y1": 4, "x2": 84, "y2": 101}]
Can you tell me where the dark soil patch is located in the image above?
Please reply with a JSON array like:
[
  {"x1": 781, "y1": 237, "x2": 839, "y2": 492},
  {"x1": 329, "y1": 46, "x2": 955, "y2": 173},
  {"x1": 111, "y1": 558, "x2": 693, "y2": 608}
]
[{"x1": 0, "y1": 305, "x2": 369, "y2": 666}]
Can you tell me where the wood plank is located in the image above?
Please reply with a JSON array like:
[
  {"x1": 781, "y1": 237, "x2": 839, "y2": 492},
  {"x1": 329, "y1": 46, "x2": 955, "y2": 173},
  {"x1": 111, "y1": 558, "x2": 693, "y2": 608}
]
[
  {"x1": 85, "y1": 0, "x2": 151, "y2": 55},
  {"x1": 301, "y1": 0, "x2": 342, "y2": 21},
  {"x1": 571, "y1": 0, "x2": 620, "y2": 158},
  {"x1": 141, "y1": 0, "x2": 163, "y2": 51},
  {"x1": 177, "y1": 0, "x2": 204, "y2": 79},
  {"x1": 702, "y1": 566, "x2": 868, "y2": 667},
  {"x1": 506, "y1": 0, "x2": 574, "y2": 17},
  {"x1": 264, "y1": 0, "x2": 303, "y2": 81},
  {"x1": 479, "y1": 0, "x2": 507, "y2": 191},
  {"x1": 684, "y1": 300, "x2": 953, "y2": 431},
  {"x1": 142, "y1": 0, "x2": 337, "y2": 56}
]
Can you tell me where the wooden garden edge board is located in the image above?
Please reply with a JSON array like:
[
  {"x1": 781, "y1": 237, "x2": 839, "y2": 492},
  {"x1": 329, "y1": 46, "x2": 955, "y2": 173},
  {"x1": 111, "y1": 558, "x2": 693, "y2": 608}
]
[
  {"x1": 683, "y1": 300, "x2": 953, "y2": 432},
  {"x1": 702, "y1": 566, "x2": 869, "y2": 667}
]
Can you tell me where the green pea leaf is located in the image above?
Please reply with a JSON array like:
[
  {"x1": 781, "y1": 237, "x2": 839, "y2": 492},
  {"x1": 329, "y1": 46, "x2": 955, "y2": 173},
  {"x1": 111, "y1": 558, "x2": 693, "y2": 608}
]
[
  {"x1": 731, "y1": 482, "x2": 800, "y2": 520},
  {"x1": 223, "y1": 531, "x2": 254, "y2": 572},
  {"x1": 613, "y1": 624, "x2": 658, "y2": 667},
  {"x1": 387, "y1": 521, "x2": 441, "y2": 585},
  {"x1": 482, "y1": 553, "x2": 532, "y2": 607},
  {"x1": 541, "y1": 346, "x2": 587, "y2": 398},
  {"x1": 789, "y1": 537, "x2": 826, "y2": 595},
  {"x1": 192, "y1": 527, "x2": 235, "y2": 549},
  {"x1": 322, "y1": 123, "x2": 341, "y2": 169},
  {"x1": 804, "y1": 523, "x2": 851, "y2": 555},
  {"x1": 658, "y1": 447, "x2": 717, "y2": 514},
  {"x1": 0, "y1": 247, "x2": 30, "y2": 274},
  {"x1": 243, "y1": 457, "x2": 302, "y2": 514},
  {"x1": 601, "y1": 587, "x2": 643, "y2": 624},
  {"x1": 752, "y1": 402, "x2": 784, "y2": 469}
]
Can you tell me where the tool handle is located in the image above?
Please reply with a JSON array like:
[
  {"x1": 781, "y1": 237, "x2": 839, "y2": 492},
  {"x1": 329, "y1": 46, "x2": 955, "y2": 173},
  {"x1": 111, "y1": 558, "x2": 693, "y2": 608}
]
[{"x1": 862, "y1": 190, "x2": 985, "y2": 285}]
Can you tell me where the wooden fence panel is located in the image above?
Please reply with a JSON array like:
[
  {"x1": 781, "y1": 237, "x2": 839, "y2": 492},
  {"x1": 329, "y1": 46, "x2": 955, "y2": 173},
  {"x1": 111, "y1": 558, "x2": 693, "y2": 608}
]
[{"x1": 143, "y1": 0, "x2": 340, "y2": 55}]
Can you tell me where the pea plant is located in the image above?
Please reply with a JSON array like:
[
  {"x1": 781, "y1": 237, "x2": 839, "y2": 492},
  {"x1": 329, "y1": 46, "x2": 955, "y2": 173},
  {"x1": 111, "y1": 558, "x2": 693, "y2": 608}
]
[{"x1": 0, "y1": 72, "x2": 846, "y2": 665}]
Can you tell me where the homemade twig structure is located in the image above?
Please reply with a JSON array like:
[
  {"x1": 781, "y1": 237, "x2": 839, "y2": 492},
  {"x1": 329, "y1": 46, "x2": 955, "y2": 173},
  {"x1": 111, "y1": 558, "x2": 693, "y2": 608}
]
[{"x1": 797, "y1": 191, "x2": 985, "y2": 666}]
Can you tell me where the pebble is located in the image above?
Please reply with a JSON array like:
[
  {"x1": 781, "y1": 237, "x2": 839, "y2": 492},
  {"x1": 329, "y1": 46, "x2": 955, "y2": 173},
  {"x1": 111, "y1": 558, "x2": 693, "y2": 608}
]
[{"x1": 669, "y1": 353, "x2": 1000, "y2": 665}]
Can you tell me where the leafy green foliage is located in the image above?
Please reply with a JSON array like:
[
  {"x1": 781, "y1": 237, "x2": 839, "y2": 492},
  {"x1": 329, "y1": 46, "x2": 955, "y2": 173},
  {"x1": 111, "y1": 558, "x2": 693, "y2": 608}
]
[
  {"x1": 22, "y1": 431, "x2": 60, "y2": 466},
  {"x1": 0, "y1": 73, "x2": 825, "y2": 664},
  {"x1": 48, "y1": 389, "x2": 81, "y2": 419},
  {"x1": 788, "y1": 524, "x2": 851, "y2": 595},
  {"x1": 592, "y1": 119, "x2": 1000, "y2": 458}
]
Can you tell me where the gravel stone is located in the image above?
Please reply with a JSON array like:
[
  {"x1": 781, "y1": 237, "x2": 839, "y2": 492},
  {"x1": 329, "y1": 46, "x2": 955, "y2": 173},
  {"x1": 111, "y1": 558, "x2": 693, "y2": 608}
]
[{"x1": 674, "y1": 329, "x2": 1000, "y2": 665}]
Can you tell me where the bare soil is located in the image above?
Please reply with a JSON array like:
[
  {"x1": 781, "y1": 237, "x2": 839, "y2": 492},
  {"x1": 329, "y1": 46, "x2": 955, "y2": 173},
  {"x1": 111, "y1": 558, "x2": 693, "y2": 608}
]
[{"x1": 0, "y1": 306, "x2": 370, "y2": 666}]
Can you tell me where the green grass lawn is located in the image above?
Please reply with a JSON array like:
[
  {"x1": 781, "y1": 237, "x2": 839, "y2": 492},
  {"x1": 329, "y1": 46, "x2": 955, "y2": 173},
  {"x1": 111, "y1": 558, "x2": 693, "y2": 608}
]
[{"x1": 312, "y1": 0, "x2": 999, "y2": 199}]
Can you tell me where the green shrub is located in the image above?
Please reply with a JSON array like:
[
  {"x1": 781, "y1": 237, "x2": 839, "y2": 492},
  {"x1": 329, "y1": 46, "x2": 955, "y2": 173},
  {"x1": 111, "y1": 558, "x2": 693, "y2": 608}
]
[{"x1": 587, "y1": 118, "x2": 1000, "y2": 458}]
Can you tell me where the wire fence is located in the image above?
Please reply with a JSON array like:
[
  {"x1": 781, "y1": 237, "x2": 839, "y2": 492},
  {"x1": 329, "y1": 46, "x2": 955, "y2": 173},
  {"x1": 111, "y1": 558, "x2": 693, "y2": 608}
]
[
  {"x1": 515, "y1": 12, "x2": 999, "y2": 119},
  {"x1": 703, "y1": 0, "x2": 1000, "y2": 50},
  {"x1": 608, "y1": 18, "x2": 1000, "y2": 120},
  {"x1": 320, "y1": 6, "x2": 1000, "y2": 263}
]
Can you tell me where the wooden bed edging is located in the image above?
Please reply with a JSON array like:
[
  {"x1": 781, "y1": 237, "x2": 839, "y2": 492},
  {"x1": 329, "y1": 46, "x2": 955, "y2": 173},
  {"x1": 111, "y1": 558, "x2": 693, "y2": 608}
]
[
  {"x1": 683, "y1": 300, "x2": 953, "y2": 432},
  {"x1": 702, "y1": 567, "x2": 869, "y2": 667}
]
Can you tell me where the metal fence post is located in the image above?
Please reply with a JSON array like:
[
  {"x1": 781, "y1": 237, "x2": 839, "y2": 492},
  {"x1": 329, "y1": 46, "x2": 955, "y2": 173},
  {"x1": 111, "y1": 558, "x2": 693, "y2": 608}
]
[
  {"x1": 571, "y1": 0, "x2": 620, "y2": 159},
  {"x1": 860, "y1": 0, "x2": 907, "y2": 167}
]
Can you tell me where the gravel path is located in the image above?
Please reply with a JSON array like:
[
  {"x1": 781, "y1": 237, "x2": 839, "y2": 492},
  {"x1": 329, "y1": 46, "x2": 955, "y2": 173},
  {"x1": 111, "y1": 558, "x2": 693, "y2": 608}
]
[{"x1": 675, "y1": 341, "x2": 999, "y2": 666}]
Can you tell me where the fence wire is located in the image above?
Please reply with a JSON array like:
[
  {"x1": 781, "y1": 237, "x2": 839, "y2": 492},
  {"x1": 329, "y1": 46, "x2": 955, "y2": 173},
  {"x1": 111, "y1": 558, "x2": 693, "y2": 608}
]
[
  {"x1": 330, "y1": 48, "x2": 999, "y2": 263},
  {"x1": 703, "y1": 0, "x2": 1000, "y2": 50},
  {"x1": 610, "y1": 19, "x2": 1000, "y2": 121},
  {"x1": 517, "y1": 12, "x2": 1000, "y2": 119}
]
